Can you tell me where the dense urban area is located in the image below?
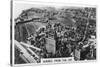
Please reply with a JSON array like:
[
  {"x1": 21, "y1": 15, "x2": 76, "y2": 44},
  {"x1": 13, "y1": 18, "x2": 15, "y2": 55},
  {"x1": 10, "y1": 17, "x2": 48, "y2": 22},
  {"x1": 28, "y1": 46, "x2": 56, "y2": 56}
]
[{"x1": 14, "y1": 7, "x2": 96, "y2": 64}]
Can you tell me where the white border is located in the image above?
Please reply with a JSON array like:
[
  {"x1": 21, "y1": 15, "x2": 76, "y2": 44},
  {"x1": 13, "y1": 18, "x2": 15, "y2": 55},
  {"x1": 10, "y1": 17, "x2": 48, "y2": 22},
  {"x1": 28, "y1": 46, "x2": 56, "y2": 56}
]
[{"x1": 11, "y1": 0, "x2": 97, "y2": 66}]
